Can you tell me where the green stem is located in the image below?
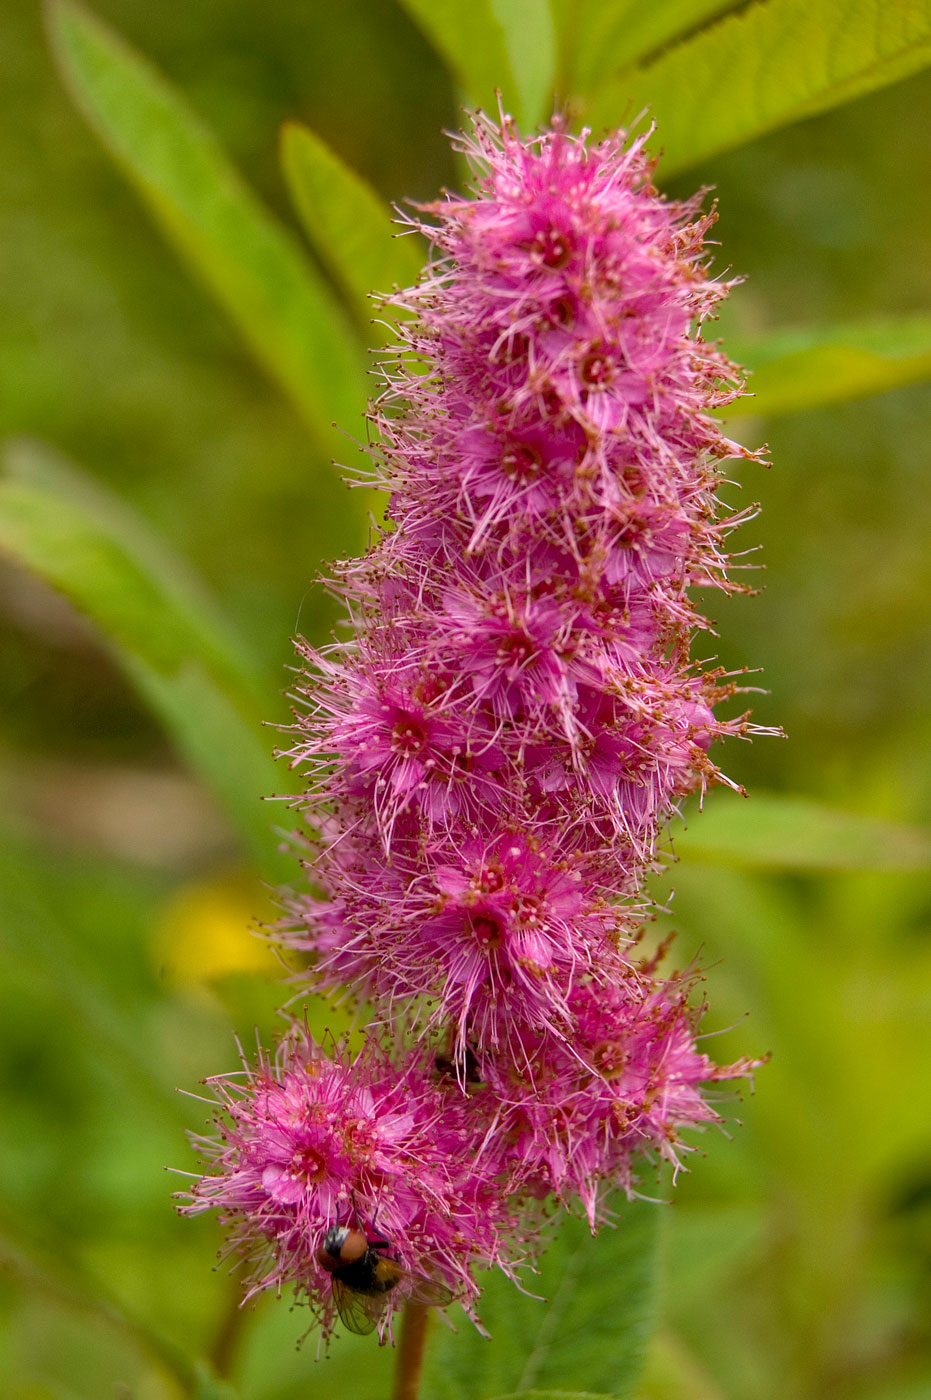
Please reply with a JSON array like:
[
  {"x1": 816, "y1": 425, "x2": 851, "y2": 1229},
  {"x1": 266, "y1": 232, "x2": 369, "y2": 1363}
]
[{"x1": 391, "y1": 1304, "x2": 430, "y2": 1400}]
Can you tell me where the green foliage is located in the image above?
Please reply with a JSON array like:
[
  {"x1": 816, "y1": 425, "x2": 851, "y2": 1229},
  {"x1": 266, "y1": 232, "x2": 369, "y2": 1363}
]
[
  {"x1": 490, "y1": 0, "x2": 558, "y2": 130},
  {"x1": 585, "y1": 0, "x2": 931, "y2": 174},
  {"x1": 194, "y1": 1364, "x2": 241, "y2": 1400},
  {"x1": 396, "y1": 0, "x2": 556, "y2": 128},
  {"x1": 0, "y1": 438, "x2": 288, "y2": 877},
  {"x1": 565, "y1": 0, "x2": 741, "y2": 93},
  {"x1": 643, "y1": 860, "x2": 931, "y2": 1398},
  {"x1": 421, "y1": 1207, "x2": 660, "y2": 1400},
  {"x1": 45, "y1": 0, "x2": 368, "y2": 457},
  {"x1": 0, "y1": 1209, "x2": 199, "y2": 1393},
  {"x1": 674, "y1": 790, "x2": 931, "y2": 871},
  {"x1": 279, "y1": 121, "x2": 425, "y2": 333},
  {"x1": 732, "y1": 315, "x2": 931, "y2": 417},
  {"x1": 0, "y1": 833, "x2": 236, "y2": 1395},
  {"x1": 0, "y1": 832, "x2": 178, "y2": 1120}
]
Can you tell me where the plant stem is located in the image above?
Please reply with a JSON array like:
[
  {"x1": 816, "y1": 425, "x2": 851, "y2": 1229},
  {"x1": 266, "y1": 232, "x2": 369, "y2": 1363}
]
[{"x1": 391, "y1": 1304, "x2": 430, "y2": 1400}]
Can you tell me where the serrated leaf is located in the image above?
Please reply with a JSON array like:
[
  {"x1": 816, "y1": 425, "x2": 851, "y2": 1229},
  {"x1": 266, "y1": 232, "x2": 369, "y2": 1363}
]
[
  {"x1": 45, "y1": 0, "x2": 367, "y2": 456},
  {"x1": 674, "y1": 791, "x2": 931, "y2": 872},
  {"x1": 396, "y1": 0, "x2": 556, "y2": 129},
  {"x1": 568, "y1": 0, "x2": 741, "y2": 94},
  {"x1": 728, "y1": 315, "x2": 931, "y2": 417},
  {"x1": 422, "y1": 1205, "x2": 660, "y2": 1400},
  {"x1": 0, "y1": 439, "x2": 290, "y2": 878},
  {"x1": 279, "y1": 121, "x2": 424, "y2": 334},
  {"x1": 584, "y1": 0, "x2": 931, "y2": 176}
]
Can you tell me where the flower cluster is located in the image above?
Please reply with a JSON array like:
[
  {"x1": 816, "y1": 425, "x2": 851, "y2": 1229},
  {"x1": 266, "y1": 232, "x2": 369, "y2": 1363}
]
[
  {"x1": 185, "y1": 111, "x2": 764, "y2": 1339},
  {"x1": 185, "y1": 1029, "x2": 512, "y2": 1332}
]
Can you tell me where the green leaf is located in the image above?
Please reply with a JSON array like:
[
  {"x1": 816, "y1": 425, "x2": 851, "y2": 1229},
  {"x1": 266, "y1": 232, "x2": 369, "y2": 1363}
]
[
  {"x1": 4, "y1": 438, "x2": 264, "y2": 704},
  {"x1": 491, "y1": 0, "x2": 557, "y2": 128},
  {"x1": 422, "y1": 1205, "x2": 660, "y2": 1400},
  {"x1": 584, "y1": 0, "x2": 931, "y2": 176},
  {"x1": 728, "y1": 315, "x2": 931, "y2": 417},
  {"x1": 395, "y1": 0, "x2": 509, "y2": 109},
  {"x1": 279, "y1": 121, "x2": 424, "y2": 333},
  {"x1": 0, "y1": 439, "x2": 290, "y2": 878},
  {"x1": 395, "y1": 0, "x2": 556, "y2": 129},
  {"x1": 45, "y1": 0, "x2": 367, "y2": 456},
  {"x1": 674, "y1": 791, "x2": 931, "y2": 872},
  {"x1": 193, "y1": 1363, "x2": 240, "y2": 1400},
  {"x1": 568, "y1": 0, "x2": 741, "y2": 93}
]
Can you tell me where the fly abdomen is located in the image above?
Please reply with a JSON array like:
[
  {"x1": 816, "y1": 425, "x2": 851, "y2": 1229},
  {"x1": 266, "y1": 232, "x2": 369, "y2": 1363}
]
[{"x1": 371, "y1": 1257, "x2": 403, "y2": 1294}]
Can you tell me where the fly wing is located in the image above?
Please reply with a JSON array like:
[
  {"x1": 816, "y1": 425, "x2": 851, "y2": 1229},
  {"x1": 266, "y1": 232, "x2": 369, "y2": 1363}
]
[
  {"x1": 401, "y1": 1271, "x2": 454, "y2": 1310},
  {"x1": 331, "y1": 1279, "x2": 385, "y2": 1336}
]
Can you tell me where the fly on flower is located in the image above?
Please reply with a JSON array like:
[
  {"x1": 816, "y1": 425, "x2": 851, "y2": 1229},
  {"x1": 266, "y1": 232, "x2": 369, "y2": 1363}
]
[{"x1": 317, "y1": 1223, "x2": 454, "y2": 1336}]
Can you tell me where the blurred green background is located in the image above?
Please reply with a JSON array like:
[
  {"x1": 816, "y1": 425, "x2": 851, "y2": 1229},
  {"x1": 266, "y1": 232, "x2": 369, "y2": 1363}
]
[{"x1": 1, "y1": 2, "x2": 930, "y2": 1398}]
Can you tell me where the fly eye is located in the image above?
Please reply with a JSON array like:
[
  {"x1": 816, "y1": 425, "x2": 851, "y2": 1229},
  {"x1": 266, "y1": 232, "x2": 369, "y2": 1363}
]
[{"x1": 338, "y1": 1230, "x2": 370, "y2": 1263}]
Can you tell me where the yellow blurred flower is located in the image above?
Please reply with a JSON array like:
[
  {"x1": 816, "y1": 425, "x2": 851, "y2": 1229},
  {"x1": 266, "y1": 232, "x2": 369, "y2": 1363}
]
[{"x1": 153, "y1": 872, "x2": 280, "y2": 986}]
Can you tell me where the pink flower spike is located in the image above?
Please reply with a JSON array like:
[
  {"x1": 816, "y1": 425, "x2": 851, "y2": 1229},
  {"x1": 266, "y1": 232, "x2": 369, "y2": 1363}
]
[
  {"x1": 280, "y1": 102, "x2": 767, "y2": 1178},
  {"x1": 188, "y1": 107, "x2": 771, "y2": 1337}
]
